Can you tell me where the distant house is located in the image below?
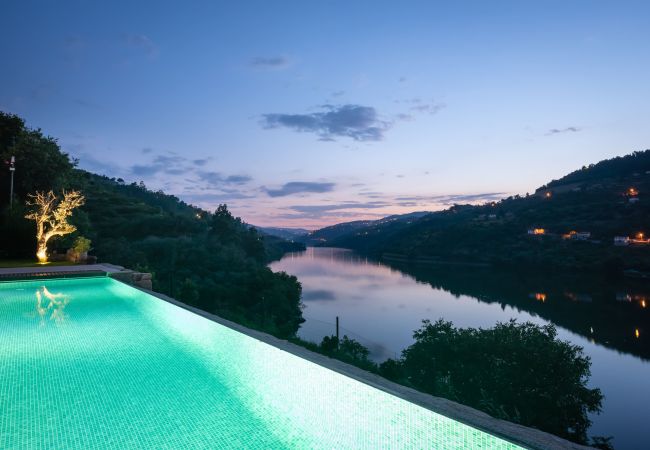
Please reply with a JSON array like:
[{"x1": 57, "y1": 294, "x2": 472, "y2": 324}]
[
  {"x1": 528, "y1": 228, "x2": 545, "y2": 235},
  {"x1": 616, "y1": 293, "x2": 632, "y2": 302},
  {"x1": 562, "y1": 230, "x2": 590, "y2": 240},
  {"x1": 528, "y1": 292, "x2": 546, "y2": 302},
  {"x1": 631, "y1": 232, "x2": 650, "y2": 245},
  {"x1": 614, "y1": 236, "x2": 630, "y2": 246},
  {"x1": 565, "y1": 292, "x2": 593, "y2": 303}
]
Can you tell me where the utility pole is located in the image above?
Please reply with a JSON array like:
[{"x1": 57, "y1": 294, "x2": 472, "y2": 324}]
[
  {"x1": 9, "y1": 155, "x2": 15, "y2": 209},
  {"x1": 335, "y1": 316, "x2": 340, "y2": 349}
]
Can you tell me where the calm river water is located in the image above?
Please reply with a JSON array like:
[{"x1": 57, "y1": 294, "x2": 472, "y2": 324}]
[{"x1": 270, "y1": 247, "x2": 650, "y2": 450}]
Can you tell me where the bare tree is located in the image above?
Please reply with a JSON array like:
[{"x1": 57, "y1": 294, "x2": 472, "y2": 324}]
[{"x1": 25, "y1": 190, "x2": 85, "y2": 263}]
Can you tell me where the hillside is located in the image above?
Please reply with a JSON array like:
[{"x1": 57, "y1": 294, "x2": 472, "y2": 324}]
[
  {"x1": 255, "y1": 226, "x2": 310, "y2": 242},
  {"x1": 324, "y1": 151, "x2": 650, "y2": 274},
  {"x1": 0, "y1": 111, "x2": 304, "y2": 338},
  {"x1": 299, "y1": 211, "x2": 431, "y2": 245}
]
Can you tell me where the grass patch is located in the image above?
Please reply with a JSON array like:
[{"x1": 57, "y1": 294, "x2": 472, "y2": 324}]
[{"x1": 0, "y1": 260, "x2": 77, "y2": 268}]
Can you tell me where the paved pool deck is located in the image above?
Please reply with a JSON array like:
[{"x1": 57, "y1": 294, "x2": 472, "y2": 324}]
[{"x1": 0, "y1": 263, "x2": 129, "y2": 279}]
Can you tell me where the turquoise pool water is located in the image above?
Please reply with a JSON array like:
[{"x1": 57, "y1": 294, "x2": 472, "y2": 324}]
[{"x1": 0, "y1": 277, "x2": 524, "y2": 449}]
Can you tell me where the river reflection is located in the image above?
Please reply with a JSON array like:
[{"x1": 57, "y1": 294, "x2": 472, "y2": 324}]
[{"x1": 270, "y1": 247, "x2": 650, "y2": 450}]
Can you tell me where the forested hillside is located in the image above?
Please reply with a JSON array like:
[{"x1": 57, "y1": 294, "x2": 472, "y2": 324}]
[
  {"x1": 298, "y1": 211, "x2": 431, "y2": 245},
  {"x1": 325, "y1": 151, "x2": 650, "y2": 274},
  {"x1": 0, "y1": 111, "x2": 304, "y2": 338}
]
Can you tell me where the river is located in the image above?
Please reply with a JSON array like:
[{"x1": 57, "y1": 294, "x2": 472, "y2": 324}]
[{"x1": 270, "y1": 247, "x2": 650, "y2": 450}]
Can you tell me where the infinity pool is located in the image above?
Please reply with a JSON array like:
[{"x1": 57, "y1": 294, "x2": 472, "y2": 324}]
[{"x1": 0, "y1": 277, "x2": 524, "y2": 449}]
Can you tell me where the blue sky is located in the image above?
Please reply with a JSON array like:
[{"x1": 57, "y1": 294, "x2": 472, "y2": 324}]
[{"x1": 1, "y1": 1, "x2": 649, "y2": 228}]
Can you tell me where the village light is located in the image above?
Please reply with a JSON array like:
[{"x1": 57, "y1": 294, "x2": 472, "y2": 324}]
[
  {"x1": 628, "y1": 187, "x2": 638, "y2": 196},
  {"x1": 637, "y1": 232, "x2": 645, "y2": 240}
]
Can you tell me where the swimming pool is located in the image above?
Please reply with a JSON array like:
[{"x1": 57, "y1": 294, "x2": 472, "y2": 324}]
[{"x1": 0, "y1": 277, "x2": 525, "y2": 449}]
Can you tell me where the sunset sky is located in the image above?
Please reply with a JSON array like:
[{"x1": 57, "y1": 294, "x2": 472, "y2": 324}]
[{"x1": 2, "y1": 1, "x2": 649, "y2": 228}]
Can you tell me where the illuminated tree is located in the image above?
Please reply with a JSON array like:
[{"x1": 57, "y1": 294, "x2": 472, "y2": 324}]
[{"x1": 25, "y1": 190, "x2": 85, "y2": 263}]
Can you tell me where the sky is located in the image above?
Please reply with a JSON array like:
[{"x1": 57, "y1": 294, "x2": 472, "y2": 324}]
[{"x1": 1, "y1": 1, "x2": 649, "y2": 228}]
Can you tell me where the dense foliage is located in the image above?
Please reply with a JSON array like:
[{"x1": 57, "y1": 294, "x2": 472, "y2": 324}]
[
  {"x1": 0, "y1": 111, "x2": 304, "y2": 338},
  {"x1": 378, "y1": 320, "x2": 602, "y2": 444},
  {"x1": 308, "y1": 318, "x2": 605, "y2": 447},
  {"x1": 322, "y1": 151, "x2": 650, "y2": 274},
  {"x1": 0, "y1": 113, "x2": 75, "y2": 201}
]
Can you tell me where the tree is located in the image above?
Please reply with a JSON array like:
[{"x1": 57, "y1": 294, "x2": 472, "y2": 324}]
[
  {"x1": 0, "y1": 112, "x2": 75, "y2": 208},
  {"x1": 178, "y1": 278, "x2": 199, "y2": 304},
  {"x1": 25, "y1": 190, "x2": 85, "y2": 262},
  {"x1": 211, "y1": 204, "x2": 238, "y2": 241},
  {"x1": 391, "y1": 319, "x2": 603, "y2": 444}
]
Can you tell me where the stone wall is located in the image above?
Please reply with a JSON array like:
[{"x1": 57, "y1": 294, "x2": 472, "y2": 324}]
[{"x1": 109, "y1": 271, "x2": 153, "y2": 290}]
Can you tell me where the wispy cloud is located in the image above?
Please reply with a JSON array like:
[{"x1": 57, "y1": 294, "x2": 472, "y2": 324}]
[
  {"x1": 546, "y1": 126, "x2": 581, "y2": 136},
  {"x1": 131, "y1": 154, "x2": 185, "y2": 176},
  {"x1": 197, "y1": 171, "x2": 252, "y2": 186},
  {"x1": 391, "y1": 192, "x2": 506, "y2": 205},
  {"x1": 396, "y1": 97, "x2": 446, "y2": 115},
  {"x1": 264, "y1": 181, "x2": 336, "y2": 197},
  {"x1": 250, "y1": 56, "x2": 290, "y2": 69},
  {"x1": 262, "y1": 104, "x2": 389, "y2": 141},
  {"x1": 181, "y1": 192, "x2": 256, "y2": 204},
  {"x1": 225, "y1": 174, "x2": 252, "y2": 184},
  {"x1": 289, "y1": 201, "x2": 389, "y2": 214},
  {"x1": 409, "y1": 102, "x2": 446, "y2": 114},
  {"x1": 121, "y1": 33, "x2": 159, "y2": 59}
]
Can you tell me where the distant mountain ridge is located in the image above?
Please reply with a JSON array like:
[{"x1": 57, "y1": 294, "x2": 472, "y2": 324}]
[
  {"x1": 255, "y1": 226, "x2": 310, "y2": 241},
  {"x1": 297, "y1": 211, "x2": 432, "y2": 245},
  {"x1": 308, "y1": 150, "x2": 650, "y2": 274}
]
